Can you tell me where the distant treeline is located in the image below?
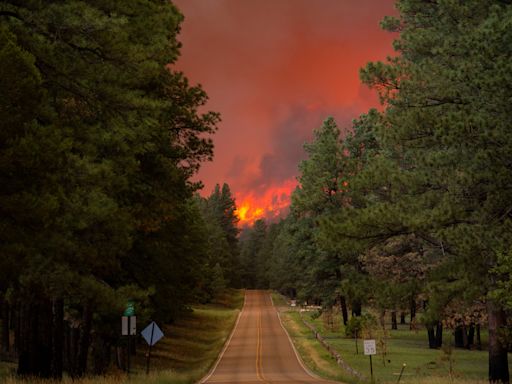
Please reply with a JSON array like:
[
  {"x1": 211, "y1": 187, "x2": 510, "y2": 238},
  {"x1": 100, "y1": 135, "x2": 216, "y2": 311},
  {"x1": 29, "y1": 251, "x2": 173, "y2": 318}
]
[
  {"x1": 0, "y1": 1, "x2": 240, "y2": 379},
  {"x1": 239, "y1": 1, "x2": 512, "y2": 383}
]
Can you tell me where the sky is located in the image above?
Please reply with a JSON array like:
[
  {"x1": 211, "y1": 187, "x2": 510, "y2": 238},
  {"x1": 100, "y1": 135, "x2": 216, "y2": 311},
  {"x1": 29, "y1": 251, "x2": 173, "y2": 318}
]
[{"x1": 173, "y1": 0, "x2": 397, "y2": 225}]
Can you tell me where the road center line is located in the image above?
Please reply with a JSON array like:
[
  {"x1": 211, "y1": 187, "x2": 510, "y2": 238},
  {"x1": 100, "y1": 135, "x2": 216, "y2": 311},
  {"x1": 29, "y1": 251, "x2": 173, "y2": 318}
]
[{"x1": 256, "y1": 309, "x2": 269, "y2": 383}]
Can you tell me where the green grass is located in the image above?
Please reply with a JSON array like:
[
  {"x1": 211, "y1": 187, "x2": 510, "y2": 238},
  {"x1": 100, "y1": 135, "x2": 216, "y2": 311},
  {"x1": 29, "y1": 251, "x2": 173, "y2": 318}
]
[
  {"x1": 133, "y1": 289, "x2": 243, "y2": 375},
  {"x1": 283, "y1": 306, "x2": 512, "y2": 384},
  {"x1": 280, "y1": 310, "x2": 362, "y2": 383},
  {"x1": 391, "y1": 379, "x2": 487, "y2": 384},
  {"x1": 272, "y1": 292, "x2": 358, "y2": 383},
  {"x1": 0, "y1": 289, "x2": 244, "y2": 384},
  {"x1": 327, "y1": 327, "x2": 489, "y2": 383},
  {"x1": 270, "y1": 291, "x2": 289, "y2": 306},
  {"x1": 271, "y1": 291, "x2": 507, "y2": 384}
]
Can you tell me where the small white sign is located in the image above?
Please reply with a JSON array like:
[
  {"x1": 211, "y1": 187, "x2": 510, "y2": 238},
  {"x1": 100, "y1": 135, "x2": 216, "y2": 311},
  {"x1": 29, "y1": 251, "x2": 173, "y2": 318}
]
[
  {"x1": 121, "y1": 316, "x2": 137, "y2": 336},
  {"x1": 364, "y1": 339, "x2": 376, "y2": 355}
]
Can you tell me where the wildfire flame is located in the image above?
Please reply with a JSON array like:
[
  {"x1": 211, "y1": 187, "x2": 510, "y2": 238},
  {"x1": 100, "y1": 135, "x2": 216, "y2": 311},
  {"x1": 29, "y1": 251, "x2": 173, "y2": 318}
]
[
  {"x1": 234, "y1": 179, "x2": 296, "y2": 226},
  {"x1": 235, "y1": 202, "x2": 265, "y2": 224}
]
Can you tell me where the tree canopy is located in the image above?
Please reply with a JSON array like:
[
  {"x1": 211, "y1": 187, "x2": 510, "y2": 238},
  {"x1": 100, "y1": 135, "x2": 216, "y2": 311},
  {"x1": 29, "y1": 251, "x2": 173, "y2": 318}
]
[{"x1": 0, "y1": 0, "x2": 224, "y2": 378}]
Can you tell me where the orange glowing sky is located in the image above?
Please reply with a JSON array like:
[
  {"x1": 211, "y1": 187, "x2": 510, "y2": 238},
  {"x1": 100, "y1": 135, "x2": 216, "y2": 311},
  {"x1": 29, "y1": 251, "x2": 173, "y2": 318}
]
[{"x1": 173, "y1": 0, "x2": 397, "y2": 225}]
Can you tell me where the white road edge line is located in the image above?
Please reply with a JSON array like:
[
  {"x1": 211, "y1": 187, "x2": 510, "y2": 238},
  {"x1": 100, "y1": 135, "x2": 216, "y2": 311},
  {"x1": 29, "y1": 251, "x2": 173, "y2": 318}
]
[
  {"x1": 271, "y1": 293, "x2": 339, "y2": 383},
  {"x1": 199, "y1": 290, "x2": 247, "y2": 384}
]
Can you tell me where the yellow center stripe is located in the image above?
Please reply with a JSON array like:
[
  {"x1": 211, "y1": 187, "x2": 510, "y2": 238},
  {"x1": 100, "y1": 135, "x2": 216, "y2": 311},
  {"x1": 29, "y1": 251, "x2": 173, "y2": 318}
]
[{"x1": 256, "y1": 311, "x2": 269, "y2": 383}]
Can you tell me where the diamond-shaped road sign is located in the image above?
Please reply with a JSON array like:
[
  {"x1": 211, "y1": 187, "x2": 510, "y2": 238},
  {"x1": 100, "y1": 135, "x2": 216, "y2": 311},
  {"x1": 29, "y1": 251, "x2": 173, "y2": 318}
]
[{"x1": 141, "y1": 321, "x2": 164, "y2": 346}]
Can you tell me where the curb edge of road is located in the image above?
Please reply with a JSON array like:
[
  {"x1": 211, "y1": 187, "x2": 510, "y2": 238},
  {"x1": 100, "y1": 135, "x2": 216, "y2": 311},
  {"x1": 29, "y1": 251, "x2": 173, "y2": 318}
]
[
  {"x1": 198, "y1": 290, "x2": 246, "y2": 384},
  {"x1": 271, "y1": 294, "x2": 338, "y2": 383}
]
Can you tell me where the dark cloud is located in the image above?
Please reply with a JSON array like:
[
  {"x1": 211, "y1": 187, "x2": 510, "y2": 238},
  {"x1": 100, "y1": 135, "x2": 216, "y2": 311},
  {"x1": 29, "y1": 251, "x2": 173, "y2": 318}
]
[
  {"x1": 234, "y1": 104, "x2": 359, "y2": 194},
  {"x1": 255, "y1": 107, "x2": 313, "y2": 189}
]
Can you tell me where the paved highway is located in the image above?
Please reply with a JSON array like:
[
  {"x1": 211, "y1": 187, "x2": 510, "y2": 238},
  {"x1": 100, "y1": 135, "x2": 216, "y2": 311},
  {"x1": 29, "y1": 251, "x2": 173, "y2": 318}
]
[{"x1": 202, "y1": 290, "x2": 339, "y2": 384}]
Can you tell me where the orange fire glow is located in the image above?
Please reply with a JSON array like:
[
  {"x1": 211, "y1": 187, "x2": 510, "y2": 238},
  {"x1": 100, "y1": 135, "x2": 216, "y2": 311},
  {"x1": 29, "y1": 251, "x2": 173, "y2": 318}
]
[{"x1": 234, "y1": 179, "x2": 297, "y2": 226}]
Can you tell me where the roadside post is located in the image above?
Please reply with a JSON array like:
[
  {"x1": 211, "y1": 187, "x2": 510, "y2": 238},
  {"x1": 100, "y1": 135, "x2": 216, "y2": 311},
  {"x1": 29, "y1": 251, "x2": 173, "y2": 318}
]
[
  {"x1": 141, "y1": 321, "x2": 164, "y2": 375},
  {"x1": 122, "y1": 302, "x2": 136, "y2": 374},
  {"x1": 397, "y1": 363, "x2": 407, "y2": 383},
  {"x1": 364, "y1": 339, "x2": 376, "y2": 383}
]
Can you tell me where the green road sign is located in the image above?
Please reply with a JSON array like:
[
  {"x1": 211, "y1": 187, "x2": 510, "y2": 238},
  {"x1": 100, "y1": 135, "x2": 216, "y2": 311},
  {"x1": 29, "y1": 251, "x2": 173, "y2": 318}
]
[{"x1": 124, "y1": 302, "x2": 135, "y2": 317}]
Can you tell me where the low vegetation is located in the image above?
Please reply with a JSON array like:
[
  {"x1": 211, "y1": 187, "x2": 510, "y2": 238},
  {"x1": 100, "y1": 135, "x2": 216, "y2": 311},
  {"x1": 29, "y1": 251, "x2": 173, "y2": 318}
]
[
  {"x1": 0, "y1": 289, "x2": 243, "y2": 384},
  {"x1": 274, "y1": 293, "x2": 507, "y2": 384},
  {"x1": 278, "y1": 311, "x2": 358, "y2": 383}
]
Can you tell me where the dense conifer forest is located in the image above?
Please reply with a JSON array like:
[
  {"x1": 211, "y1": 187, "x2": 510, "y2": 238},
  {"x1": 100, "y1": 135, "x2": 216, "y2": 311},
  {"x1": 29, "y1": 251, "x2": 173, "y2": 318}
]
[{"x1": 1, "y1": 1, "x2": 512, "y2": 383}]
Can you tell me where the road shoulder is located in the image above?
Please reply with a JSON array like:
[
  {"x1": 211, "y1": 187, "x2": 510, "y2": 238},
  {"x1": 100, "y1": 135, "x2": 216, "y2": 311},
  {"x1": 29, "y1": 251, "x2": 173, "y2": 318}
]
[{"x1": 271, "y1": 293, "x2": 359, "y2": 384}]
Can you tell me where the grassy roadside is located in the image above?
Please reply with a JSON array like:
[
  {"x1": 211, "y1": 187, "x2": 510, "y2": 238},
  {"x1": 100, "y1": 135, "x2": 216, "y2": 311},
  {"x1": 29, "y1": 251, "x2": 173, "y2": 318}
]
[
  {"x1": 302, "y1": 310, "x2": 509, "y2": 384},
  {"x1": 1, "y1": 289, "x2": 244, "y2": 384},
  {"x1": 272, "y1": 293, "x2": 359, "y2": 384},
  {"x1": 272, "y1": 292, "x2": 494, "y2": 384},
  {"x1": 279, "y1": 310, "x2": 360, "y2": 383}
]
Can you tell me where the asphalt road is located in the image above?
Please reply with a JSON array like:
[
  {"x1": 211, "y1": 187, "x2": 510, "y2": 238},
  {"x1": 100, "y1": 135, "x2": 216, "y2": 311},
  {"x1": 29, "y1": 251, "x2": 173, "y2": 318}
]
[{"x1": 202, "y1": 290, "x2": 338, "y2": 384}]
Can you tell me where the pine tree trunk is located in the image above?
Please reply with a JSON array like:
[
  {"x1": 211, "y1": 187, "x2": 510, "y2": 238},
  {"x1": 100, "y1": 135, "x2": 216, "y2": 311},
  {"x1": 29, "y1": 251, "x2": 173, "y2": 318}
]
[
  {"x1": 92, "y1": 334, "x2": 111, "y2": 375},
  {"x1": 63, "y1": 324, "x2": 70, "y2": 373},
  {"x1": 51, "y1": 299, "x2": 64, "y2": 379},
  {"x1": 454, "y1": 325, "x2": 464, "y2": 348},
  {"x1": 462, "y1": 322, "x2": 469, "y2": 349},
  {"x1": 427, "y1": 325, "x2": 436, "y2": 349},
  {"x1": 410, "y1": 299, "x2": 416, "y2": 329},
  {"x1": 468, "y1": 323, "x2": 475, "y2": 349},
  {"x1": 18, "y1": 300, "x2": 50, "y2": 376},
  {"x1": 340, "y1": 296, "x2": 348, "y2": 326},
  {"x1": 400, "y1": 312, "x2": 406, "y2": 325},
  {"x1": 352, "y1": 301, "x2": 362, "y2": 317},
  {"x1": 69, "y1": 326, "x2": 80, "y2": 376},
  {"x1": 116, "y1": 345, "x2": 125, "y2": 370},
  {"x1": 1, "y1": 300, "x2": 9, "y2": 353},
  {"x1": 39, "y1": 301, "x2": 53, "y2": 378},
  {"x1": 435, "y1": 321, "x2": 443, "y2": 348},
  {"x1": 14, "y1": 301, "x2": 21, "y2": 354},
  {"x1": 487, "y1": 299, "x2": 509, "y2": 383},
  {"x1": 379, "y1": 309, "x2": 386, "y2": 329},
  {"x1": 391, "y1": 310, "x2": 398, "y2": 330},
  {"x1": 76, "y1": 304, "x2": 93, "y2": 377},
  {"x1": 17, "y1": 302, "x2": 34, "y2": 375},
  {"x1": 476, "y1": 323, "x2": 482, "y2": 350}
]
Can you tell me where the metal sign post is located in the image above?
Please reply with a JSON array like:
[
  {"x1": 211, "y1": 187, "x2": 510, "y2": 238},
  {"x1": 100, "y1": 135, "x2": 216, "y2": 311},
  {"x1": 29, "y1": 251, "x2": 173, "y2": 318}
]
[
  {"x1": 146, "y1": 322, "x2": 155, "y2": 375},
  {"x1": 141, "y1": 321, "x2": 164, "y2": 375},
  {"x1": 128, "y1": 316, "x2": 131, "y2": 375},
  {"x1": 370, "y1": 354, "x2": 373, "y2": 380},
  {"x1": 364, "y1": 339, "x2": 377, "y2": 383},
  {"x1": 122, "y1": 303, "x2": 136, "y2": 375}
]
